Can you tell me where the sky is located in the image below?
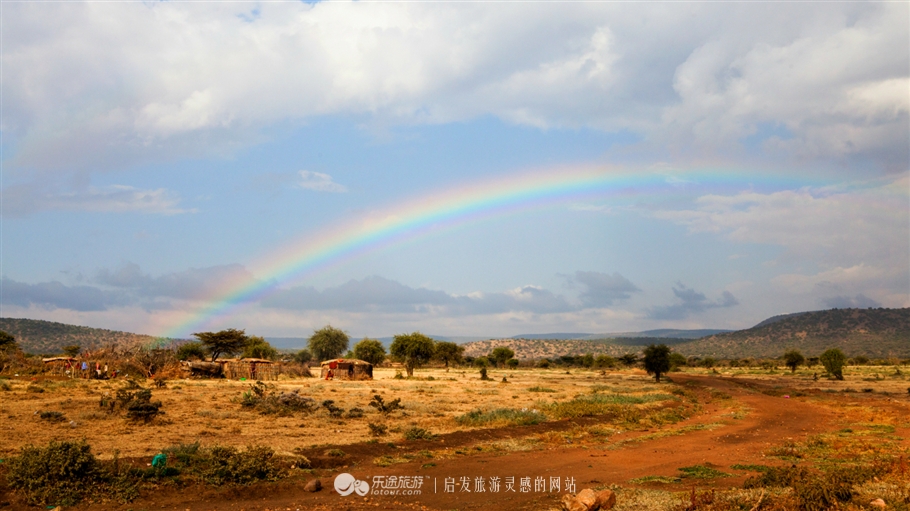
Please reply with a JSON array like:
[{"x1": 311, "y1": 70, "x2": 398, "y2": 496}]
[{"x1": 1, "y1": 1, "x2": 908, "y2": 340}]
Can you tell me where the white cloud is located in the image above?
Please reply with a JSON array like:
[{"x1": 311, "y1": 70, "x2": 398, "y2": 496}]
[
  {"x1": 3, "y1": 2, "x2": 906, "y2": 175},
  {"x1": 1, "y1": 183, "x2": 192, "y2": 217},
  {"x1": 297, "y1": 171, "x2": 347, "y2": 193}
]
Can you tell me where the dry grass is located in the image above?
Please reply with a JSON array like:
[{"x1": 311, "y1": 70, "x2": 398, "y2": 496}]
[{"x1": 0, "y1": 367, "x2": 674, "y2": 459}]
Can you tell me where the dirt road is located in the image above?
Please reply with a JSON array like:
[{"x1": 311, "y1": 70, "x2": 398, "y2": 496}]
[{"x1": 62, "y1": 374, "x2": 852, "y2": 511}]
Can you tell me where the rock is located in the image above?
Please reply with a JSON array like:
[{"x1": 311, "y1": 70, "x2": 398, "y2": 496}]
[
  {"x1": 595, "y1": 489, "x2": 617, "y2": 510},
  {"x1": 305, "y1": 479, "x2": 322, "y2": 492},
  {"x1": 562, "y1": 488, "x2": 612, "y2": 511},
  {"x1": 870, "y1": 498, "x2": 886, "y2": 508}
]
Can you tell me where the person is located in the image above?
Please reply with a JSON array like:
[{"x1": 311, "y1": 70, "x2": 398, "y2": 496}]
[{"x1": 325, "y1": 368, "x2": 334, "y2": 380}]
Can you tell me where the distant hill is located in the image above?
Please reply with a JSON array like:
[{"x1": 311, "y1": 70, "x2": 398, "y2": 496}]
[
  {"x1": 464, "y1": 337, "x2": 680, "y2": 360},
  {"x1": 0, "y1": 318, "x2": 166, "y2": 355},
  {"x1": 512, "y1": 329, "x2": 731, "y2": 341},
  {"x1": 680, "y1": 308, "x2": 910, "y2": 358}
]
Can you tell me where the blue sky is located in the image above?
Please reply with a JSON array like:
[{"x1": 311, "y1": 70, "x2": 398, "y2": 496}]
[{"x1": 1, "y1": 1, "x2": 907, "y2": 339}]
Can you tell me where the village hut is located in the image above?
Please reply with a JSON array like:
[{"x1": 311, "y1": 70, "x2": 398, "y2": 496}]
[
  {"x1": 320, "y1": 358, "x2": 373, "y2": 380},
  {"x1": 219, "y1": 358, "x2": 280, "y2": 381},
  {"x1": 42, "y1": 357, "x2": 77, "y2": 377}
]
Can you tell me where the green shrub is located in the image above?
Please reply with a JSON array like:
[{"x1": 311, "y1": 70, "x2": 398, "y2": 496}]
[
  {"x1": 369, "y1": 394, "x2": 402, "y2": 414},
  {"x1": 454, "y1": 408, "x2": 546, "y2": 426},
  {"x1": 527, "y1": 386, "x2": 556, "y2": 393},
  {"x1": 38, "y1": 411, "x2": 66, "y2": 422},
  {"x1": 240, "y1": 382, "x2": 316, "y2": 415},
  {"x1": 403, "y1": 427, "x2": 435, "y2": 441},
  {"x1": 199, "y1": 445, "x2": 281, "y2": 486},
  {"x1": 547, "y1": 393, "x2": 673, "y2": 419},
  {"x1": 820, "y1": 348, "x2": 847, "y2": 380},
  {"x1": 6, "y1": 440, "x2": 103, "y2": 506},
  {"x1": 678, "y1": 464, "x2": 731, "y2": 479},
  {"x1": 368, "y1": 423, "x2": 388, "y2": 436}
]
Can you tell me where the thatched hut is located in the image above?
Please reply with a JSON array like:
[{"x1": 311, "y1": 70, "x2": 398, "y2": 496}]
[
  {"x1": 320, "y1": 359, "x2": 373, "y2": 380},
  {"x1": 219, "y1": 358, "x2": 280, "y2": 381}
]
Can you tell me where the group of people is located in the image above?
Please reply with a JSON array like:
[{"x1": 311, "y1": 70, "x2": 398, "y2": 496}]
[{"x1": 64, "y1": 360, "x2": 118, "y2": 379}]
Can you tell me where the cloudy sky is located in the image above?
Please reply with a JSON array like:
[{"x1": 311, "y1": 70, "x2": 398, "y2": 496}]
[{"x1": 1, "y1": 1, "x2": 907, "y2": 339}]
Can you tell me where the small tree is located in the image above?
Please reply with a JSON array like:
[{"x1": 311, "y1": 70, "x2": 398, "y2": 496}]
[
  {"x1": 193, "y1": 328, "x2": 249, "y2": 362},
  {"x1": 619, "y1": 353, "x2": 638, "y2": 366},
  {"x1": 175, "y1": 341, "x2": 207, "y2": 361},
  {"x1": 433, "y1": 341, "x2": 464, "y2": 371},
  {"x1": 242, "y1": 336, "x2": 279, "y2": 360},
  {"x1": 702, "y1": 357, "x2": 717, "y2": 369},
  {"x1": 0, "y1": 331, "x2": 16, "y2": 352},
  {"x1": 820, "y1": 348, "x2": 847, "y2": 380},
  {"x1": 62, "y1": 345, "x2": 81, "y2": 358},
  {"x1": 293, "y1": 349, "x2": 313, "y2": 365},
  {"x1": 389, "y1": 332, "x2": 435, "y2": 377},
  {"x1": 642, "y1": 344, "x2": 672, "y2": 382},
  {"x1": 506, "y1": 358, "x2": 519, "y2": 370},
  {"x1": 308, "y1": 325, "x2": 349, "y2": 362},
  {"x1": 353, "y1": 338, "x2": 386, "y2": 366},
  {"x1": 489, "y1": 347, "x2": 516, "y2": 368},
  {"x1": 669, "y1": 353, "x2": 688, "y2": 371},
  {"x1": 594, "y1": 354, "x2": 617, "y2": 369},
  {"x1": 783, "y1": 350, "x2": 805, "y2": 373}
]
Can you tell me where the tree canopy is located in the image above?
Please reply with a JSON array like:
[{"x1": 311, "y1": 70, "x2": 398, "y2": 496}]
[
  {"x1": 353, "y1": 338, "x2": 387, "y2": 366},
  {"x1": 489, "y1": 347, "x2": 516, "y2": 368},
  {"x1": 782, "y1": 350, "x2": 805, "y2": 373},
  {"x1": 293, "y1": 349, "x2": 313, "y2": 365},
  {"x1": 0, "y1": 331, "x2": 17, "y2": 352},
  {"x1": 642, "y1": 344, "x2": 672, "y2": 382},
  {"x1": 242, "y1": 336, "x2": 279, "y2": 360},
  {"x1": 308, "y1": 325, "x2": 350, "y2": 361},
  {"x1": 390, "y1": 332, "x2": 435, "y2": 377},
  {"x1": 820, "y1": 348, "x2": 847, "y2": 380},
  {"x1": 433, "y1": 341, "x2": 464, "y2": 370},
  {"x1": 175, "y1": 341, "x2": 207, "y2": 361},
  {"x1": 62, "y1": 345, "x2": 81, "y2": 358},
  {"x1": 192, "y1": 328, "x2": 249, "y2": 362}
]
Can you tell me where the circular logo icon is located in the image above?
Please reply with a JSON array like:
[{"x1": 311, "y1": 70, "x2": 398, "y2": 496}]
[{"x1": 334, "y1": 473, "x2": 370, "y2": 496}]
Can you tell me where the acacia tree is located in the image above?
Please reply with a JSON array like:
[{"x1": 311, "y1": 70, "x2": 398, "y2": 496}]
[
  {"x1": 643, "y1": 344, "x2": 672, "y2": 382},
  {"x1": 353, "y1": 338, "x2": 387, "y2": 366},
  {"x1": 62, "y1": 345, "x2": 82, "y2": 358},
  {"x1": 820, "y1": 348, "x2": 847, "y2": 380},
  {"x1": 783, "y1": 350, "x2": 805, "y2": 373},
  {"x1": 0, "y1": 331, "x2": 16, "y2": 352},
  {"x1": 434, "y1": 341, "x2": 464, "y2": 371},
  {"x1": 192, "y1": 328, "x2": 249, "y2": 362},
  {"x1": 308, "y1": 325, "x2": 350, "y2": 362},
  {"x1": 242, "y1": 336, "x2": 279, "y2": 360},
  {"x1": 489, "y1": 347, "x2": 515, "y2": 368},
  {"x1": 390, "y1": 332, "x2": 435, "y2": 377}
]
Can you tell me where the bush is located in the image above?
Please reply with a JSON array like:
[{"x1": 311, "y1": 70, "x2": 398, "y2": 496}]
[
  {"x1": 820, "y1": 348, "x2": 847, "y2": 380},
  {"x1": 368, "y1": 423, "x2": 388, "y2": 436},
  {"x1": 100, "y1": 384, "x2": 163, "y2": 423},
  {"x1": 6, "y1": 440, "x2": 104, "y2": 506},
  {"x1": 369, "y1": 394, "x2": 402, "y2": 414},
  {"x1": 198, "y1": 445, "x2": 282, "y2": 486},
  {"x1": 403, "y1": 427, "x2": 435, "y2": 441},
  {"x1": 536, "y1": 358, "x2": 550, "y2": 368},
  {"x1": 454, "y1": 408, "x2": 546, "y2": 426},
  {"x1": 240, "y1": 382, "x2": 316, "y2": 415},
  {"x1": 38, "y1": 410, "x2": 66, "y2": 422}
]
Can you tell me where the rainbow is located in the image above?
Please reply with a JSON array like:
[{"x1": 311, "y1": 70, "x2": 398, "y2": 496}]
[{"x1": 160, "y1": 165, "x2": 816, "y2": 338}]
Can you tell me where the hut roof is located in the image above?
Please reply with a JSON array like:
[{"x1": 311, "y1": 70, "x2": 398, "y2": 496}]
[
  {"x1": 42, "y1": 357, "x2": 77, "y2": 363},
  {"x1": 239, "y1": 358, "x2": 275, "y2": 364},
  {"x1": 320, "y1": 358, "x2": 372, "y2": 366}
]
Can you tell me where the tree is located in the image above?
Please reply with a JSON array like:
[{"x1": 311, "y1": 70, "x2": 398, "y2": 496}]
[
  {"x1": 783, "y1": 350, "x2": 805, "y2": 373},
  {"x1": 594, "y1": 355, "x2": 617, "y2": 369},
  {"x1": 619, "y1": 353, "x2": 638, "y2": 366},
  {"x1": 489, "y1": 347, "x2": 515, "y2": 368},
  {"x1": 293, "y1": 349, "x2": 313, "y2": 365},
  {"x1": 506, "y1": 358, "x2": 519, "y2": 370},
  {"x1": 669, "y1": 353, "x2": 688, "y2": 371},
  {"x1": 62, "y1": 345, "x2": 81, "y2": 358},
  {"x1": 353, "y1": 338, "x2": 387, "y2": 366},
  {"x1": 175, "y1": 341, "x2": 207, "y2": 361},
  {"x1": 192, "y1": 328, "x2": 249, "y2": 362},
  {"x1": 702, "y1": 357, "x2": 717, "y2": 369},
  {"x1": 389, "y1": 332, "x2": 435, "y2": 377},
  {"x1": 643, "y1": 344, "x2": 672, "y2": 382},
  {"x1": 820, "y1": 348, "x2": 847, "y2": 380},
  {"x1": 433, "y1": 341, "x2": 464, "y2": 371},
  {"x1": 242, "y1": 336, "x2": 278, "y2": 360},
  {"x1": 0, "y1": 331, "x2": 16, "y2": 352},
  {"x1": 308, "y1": 325, "x2": 350, "y2": 362}
]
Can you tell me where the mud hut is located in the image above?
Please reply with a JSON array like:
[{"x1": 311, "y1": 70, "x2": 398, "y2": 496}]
[
  {"x1": 219, "y1": 358, "x2": 280, "y2": 381},
  {"x1": 320, "y1": 359, "x2": 373, "y2": 380}
]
